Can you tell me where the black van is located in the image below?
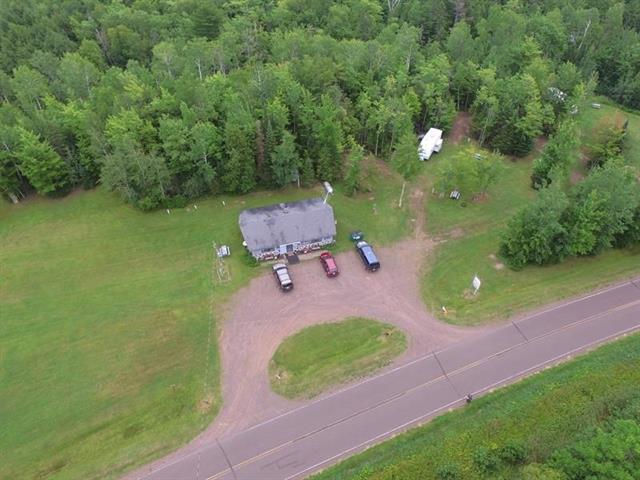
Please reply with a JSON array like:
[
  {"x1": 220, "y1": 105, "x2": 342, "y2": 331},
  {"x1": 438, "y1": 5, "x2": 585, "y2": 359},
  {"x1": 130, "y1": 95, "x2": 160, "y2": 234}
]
[{"x1": 355, "y1": 241, "x2": 380, "y2": 271}]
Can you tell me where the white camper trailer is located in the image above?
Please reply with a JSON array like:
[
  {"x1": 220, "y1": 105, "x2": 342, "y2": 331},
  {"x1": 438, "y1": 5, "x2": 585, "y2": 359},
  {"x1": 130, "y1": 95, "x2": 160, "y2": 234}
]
[{"x1": 418, "y1": 128, "x2": 443, "y2": 161}]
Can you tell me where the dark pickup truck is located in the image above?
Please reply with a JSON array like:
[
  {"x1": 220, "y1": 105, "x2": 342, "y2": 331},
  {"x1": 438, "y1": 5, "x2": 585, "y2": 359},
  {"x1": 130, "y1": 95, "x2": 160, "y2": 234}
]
[
  {"x1": 272, "y1": 263, "x2": 294, "y2": 291},
  {"x1": 355, "y1": 241, "x2": 380, "y2": 271}
]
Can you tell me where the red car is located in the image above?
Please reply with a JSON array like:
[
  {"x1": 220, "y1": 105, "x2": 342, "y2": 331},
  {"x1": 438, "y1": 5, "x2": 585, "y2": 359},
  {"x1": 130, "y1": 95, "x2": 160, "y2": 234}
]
[{"x1": 319, "y1": 251, "x2": 339, "y2": 277}]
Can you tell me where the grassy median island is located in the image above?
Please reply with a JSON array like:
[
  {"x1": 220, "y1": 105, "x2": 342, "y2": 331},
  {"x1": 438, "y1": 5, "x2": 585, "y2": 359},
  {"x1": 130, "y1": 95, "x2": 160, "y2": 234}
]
[
  {"x1": 313, "y1": 332, "x2": 640, "y2": 480},
  {"x1": 269, "y1": 318, "x2": 407, "y2": 399},
  {"x1": 0, "y1": 163, "x2": 409, "y2": 480}
]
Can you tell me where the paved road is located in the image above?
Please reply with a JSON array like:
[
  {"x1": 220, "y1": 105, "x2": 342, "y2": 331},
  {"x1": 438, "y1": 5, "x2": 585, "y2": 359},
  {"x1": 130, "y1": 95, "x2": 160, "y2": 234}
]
[{"x1": 135, "y1": 279, "x2": 640, "y2": 480}]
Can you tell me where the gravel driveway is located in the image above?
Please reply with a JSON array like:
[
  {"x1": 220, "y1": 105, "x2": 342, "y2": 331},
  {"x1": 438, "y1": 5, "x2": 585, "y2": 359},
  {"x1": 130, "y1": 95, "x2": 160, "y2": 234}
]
[
  {"x1": 125, "y1": 191, "x2": 491, "y2": 479},
  {"x1": 200, "y1": 238, "x2": 488, "y2": 442}
]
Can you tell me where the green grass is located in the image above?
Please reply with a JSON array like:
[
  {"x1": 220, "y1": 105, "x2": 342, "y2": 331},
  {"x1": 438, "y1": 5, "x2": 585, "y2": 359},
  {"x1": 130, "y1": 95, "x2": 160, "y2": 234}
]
[
  {"x1": 577, "y1": 95, "x2": 640, "y2": 169},
  {"x1": 0, "y1": 162, "x2": 409, "y2": 480},
  {"x1": 312, "y1": 332, "x2": 640, "y2": 480},
  {"x1": 269, "y1": 318, "x2": 407, "y2": 399},
  {"x1": 420, "y1": 101, "x2": 640, "y2": 325},
  {"x1": 422, "y1": 141, "x2": 535, "y2": 235},
  {"x1": 423, "y1": 229, "x2": 640, "y2": 325}
]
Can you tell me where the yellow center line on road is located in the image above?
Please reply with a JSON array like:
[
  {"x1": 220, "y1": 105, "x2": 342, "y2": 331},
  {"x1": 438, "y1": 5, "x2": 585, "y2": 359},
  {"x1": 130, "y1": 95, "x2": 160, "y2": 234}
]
[{"x1": 202, "y1": 298, "x2": 640, "y2": 480}]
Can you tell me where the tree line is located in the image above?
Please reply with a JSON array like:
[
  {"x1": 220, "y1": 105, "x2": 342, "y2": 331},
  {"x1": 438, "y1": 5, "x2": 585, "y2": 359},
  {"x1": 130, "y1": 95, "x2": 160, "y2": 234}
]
[{"x1": 2, "y1": 0, "x2": 640, "y2": 208}]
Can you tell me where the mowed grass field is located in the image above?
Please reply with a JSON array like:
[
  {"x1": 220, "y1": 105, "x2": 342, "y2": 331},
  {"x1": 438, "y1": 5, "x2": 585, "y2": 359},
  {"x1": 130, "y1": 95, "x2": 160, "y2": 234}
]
[
  {"x1": 419, "y1": 102, "x2": 640, "y2": 325},
  {"x1": 313, "y1": 331, "x2": 640, "y2": 480},
  {"x1": 0, "y1": 160, "x2": 410, "y2": 479},
  {"x1": 269, "y1": 318, "x2": 406, "y2": 399}
]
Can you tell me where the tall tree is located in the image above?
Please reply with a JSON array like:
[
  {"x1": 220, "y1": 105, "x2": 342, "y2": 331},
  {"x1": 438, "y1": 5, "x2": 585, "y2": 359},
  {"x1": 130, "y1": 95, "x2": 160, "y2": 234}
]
[
  {"x1": 500, "y1": 187, "x2": 570, "y2": 269},
  {"x1": 313, "y1": 96, "x2": 344, "y2": 182},
  {"x1": 222, "y1": 99, "x2": 256, "y2": 193},
  {"x1": 531, "y1": 119, "x2": 580, "y2": 189},
  {"x1": 10, "y1": 65, "x2": 49, "y2": 112},
  {"x1": 343, "y1": 140, "x2": 364, "y2": 196},
  {"x1": 101, "y1": 147, "x2": 169, "y2": 210},
  {"x1": 567, "y1": 161, "x2": 639, "y2": 255},
  {"x1": 271, "y1": 131, "x2": 299, "y2": 187},
  {"x1": 414, "y1": 54, "x2": 456, "y2": 132},
  {"x1": 391, "y1": 132, "x2": 421, "y2": 181},
  {"x1": 16, "y1": 128, "x2": 71, "y2": 195},
  {"x1": 472, "y1": 74, "x2": 551, "y2": 155}
]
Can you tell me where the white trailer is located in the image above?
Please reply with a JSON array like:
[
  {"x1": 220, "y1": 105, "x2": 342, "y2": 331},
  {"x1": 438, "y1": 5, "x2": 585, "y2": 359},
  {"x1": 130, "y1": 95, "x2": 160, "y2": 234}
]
[{"x1": 418, "y1": 128, "x2": 443, "y2": 161}]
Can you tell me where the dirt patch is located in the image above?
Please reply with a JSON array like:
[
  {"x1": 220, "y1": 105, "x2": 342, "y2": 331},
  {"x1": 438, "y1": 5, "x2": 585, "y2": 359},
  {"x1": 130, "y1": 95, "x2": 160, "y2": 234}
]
[
  {"x1": 449, "y1": 227, "x2": 465, "y2": 239},
  {"x1": 409, "y1": 188, "x2": 426, "y2": 239},
  {"x1": 448, "y1": 112, "x2": 472, "y2": 144},
  {"x1": 570, "y1": 170, "x2": 585, "y2": 185},
  {"x1": 533, "y1": 136, "x2": 549, "y2": 152}
]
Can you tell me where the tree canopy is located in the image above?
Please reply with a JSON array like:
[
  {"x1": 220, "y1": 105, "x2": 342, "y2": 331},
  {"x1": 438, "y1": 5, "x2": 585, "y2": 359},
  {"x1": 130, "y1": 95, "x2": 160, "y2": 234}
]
[{"x1": 2, "y1": 1, "x2": 640, "y2": 207}]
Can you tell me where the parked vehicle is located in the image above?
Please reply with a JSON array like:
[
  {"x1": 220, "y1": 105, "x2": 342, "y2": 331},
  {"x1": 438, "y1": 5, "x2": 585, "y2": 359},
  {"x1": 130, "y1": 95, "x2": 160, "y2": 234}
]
[
  {"x1": 272, "y1": 263, "x2": 294, "y2": 291},
  {"x1": 350, "y1": 230, "x2": 364, "y2": 242},
  {"x1": 319, "y1": 251, "x2": 339, "y2": 277},
  {"x1": 355, "y1": 241, "x2": 380, "y2": 271}
]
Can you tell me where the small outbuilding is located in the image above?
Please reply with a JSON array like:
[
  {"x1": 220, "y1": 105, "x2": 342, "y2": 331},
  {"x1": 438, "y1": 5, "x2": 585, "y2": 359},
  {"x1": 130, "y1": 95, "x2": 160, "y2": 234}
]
[
  {"x1": 239, "y1": 198, "x2": 336, "y2": 260},
  {"x1": 418, "y1": 128, "x2": 444, "y2": 161}
]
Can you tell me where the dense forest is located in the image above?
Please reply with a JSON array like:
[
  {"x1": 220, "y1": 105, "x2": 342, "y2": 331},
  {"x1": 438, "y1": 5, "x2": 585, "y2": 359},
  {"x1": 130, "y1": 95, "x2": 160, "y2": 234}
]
[{"x1": 1, "y1": 0, "x2": 640, "y2": 210}]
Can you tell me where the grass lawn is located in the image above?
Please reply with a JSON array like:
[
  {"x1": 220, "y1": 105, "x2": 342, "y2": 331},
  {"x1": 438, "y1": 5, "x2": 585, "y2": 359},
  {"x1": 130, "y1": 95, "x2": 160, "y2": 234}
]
[
  {"x1": 424, "y1": 229, "x2": 640, "y2": 325},
  {"x1": 577, "y1": 95, "x2": 640, "y2": 169},
  {"x1": 422, "y1": 141, "x2": 535, "y2": 235},
  {"x1": 269, "y1": 318, "x2": 406, "y2": 399},
  {"x1": 0, "y1": 160, "x2": 409, "y2": 480},
  {"x1": 419, "y1": 102, "x2": 640, "y2": 325},
  {"x1": 312, "y1": 331, "x2": 640, "y2": 480}
]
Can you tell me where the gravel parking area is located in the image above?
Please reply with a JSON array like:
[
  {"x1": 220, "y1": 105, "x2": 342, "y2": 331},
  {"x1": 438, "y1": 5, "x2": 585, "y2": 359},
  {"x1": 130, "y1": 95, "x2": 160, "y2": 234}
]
[{"x1": 202, "y1": 237, "x2": 489, "y2": 441}]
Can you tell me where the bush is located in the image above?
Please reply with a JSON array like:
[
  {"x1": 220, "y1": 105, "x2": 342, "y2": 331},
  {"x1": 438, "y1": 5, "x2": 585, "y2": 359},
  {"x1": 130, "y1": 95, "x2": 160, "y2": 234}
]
[
  {"x1": 550, "y1": 419, "x2": 640, "y2": 479},
  {"x1": 530, "y1": 120, "x2": 579, "y2": 189},
  {"x1": 500, "y1": 187, "x2": 570, "y2": 269},
  {"x1": 472, "y1": 446, "x2": 500, "y2": 473},
  {"x1": 241, "y1": 250, "x2": 259, "y2": 267},
  {"x1": 498, "y1": 441, "x2": 527, "y2": 465},
  {"x1": 521, "y1": 463, "x2": 565, "y2": 480},
  {"x1": 435, "y1": 462, "x2": 461, "y2": 480},
  {"x1": 588, "y1": 113, "x2": 626, "y2": 169}
]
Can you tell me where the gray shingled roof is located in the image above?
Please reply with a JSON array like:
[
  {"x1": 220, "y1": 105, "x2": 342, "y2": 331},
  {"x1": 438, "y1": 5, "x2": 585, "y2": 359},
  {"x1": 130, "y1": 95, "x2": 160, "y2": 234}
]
[{"x1": 239, "y1": 198, "x2": 336, "y2": 252}]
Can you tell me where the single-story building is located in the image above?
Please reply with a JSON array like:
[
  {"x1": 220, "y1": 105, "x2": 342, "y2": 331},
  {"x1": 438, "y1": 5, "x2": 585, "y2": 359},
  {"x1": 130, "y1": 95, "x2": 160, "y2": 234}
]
[
  {"x1": 239, "y1": 198, "x2": 336, "y2": 260},
  {"x1": 418, "y1": 128, "x2": 443, "y2": 161}
]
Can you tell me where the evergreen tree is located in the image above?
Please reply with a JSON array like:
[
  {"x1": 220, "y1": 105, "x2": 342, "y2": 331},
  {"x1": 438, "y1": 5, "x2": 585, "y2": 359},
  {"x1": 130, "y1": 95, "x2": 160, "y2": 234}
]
[
  {"x1": 343, "y1": 141, "x2": 364, "y2": 196},
  {"x1": 531, "y1": 120, "x2": 579, "y2": 189},
  {"x1": 391, "y1": 133, "x2": 421, "y2": 181},
  {"x1": 271, "y1": 131, "x2": 298, "y2": 187},
  {"x1": 222, "y1": 101, "x2": 256, "y2": 193},
  {"x1": 16, "y1": 128, "x2": 71, "y2": 195},
  {"x1": 314, "y1": 96, "x2": 344, "y2": 182}
]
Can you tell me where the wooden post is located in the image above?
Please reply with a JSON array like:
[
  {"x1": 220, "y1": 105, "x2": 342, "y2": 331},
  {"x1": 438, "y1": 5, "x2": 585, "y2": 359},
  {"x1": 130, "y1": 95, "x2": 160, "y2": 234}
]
[{"x1": 398, "y1": 181, "x2": 406, "y2": 208}]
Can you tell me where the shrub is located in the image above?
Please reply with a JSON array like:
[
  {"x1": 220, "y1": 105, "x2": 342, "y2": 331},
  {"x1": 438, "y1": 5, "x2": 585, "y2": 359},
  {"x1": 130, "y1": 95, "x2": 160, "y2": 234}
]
[
  {"x1": 500, "y1": 187, "x2": 570, "y2": 269},
  {"x1": 521, "y1": 463, "x2": 565, "y2": 480},
  {"x1": 436, "y1": 462, "x2": 461, "y2": 480},
  {"x1": 530, "y1": 120, "x2": 579, "y2": 190},
  {"x1": 472, "y1": 446, "x2": 500, "y2": 473},
  {"x1": 498, "y1": 441, "x2": 527, "y2": 465},
  {"x1": 588, "y1": 112, "x2": 626, "y2": 169},
  {"x1": 241, "y1": 250, "x2": 259, "y2": 267}
]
